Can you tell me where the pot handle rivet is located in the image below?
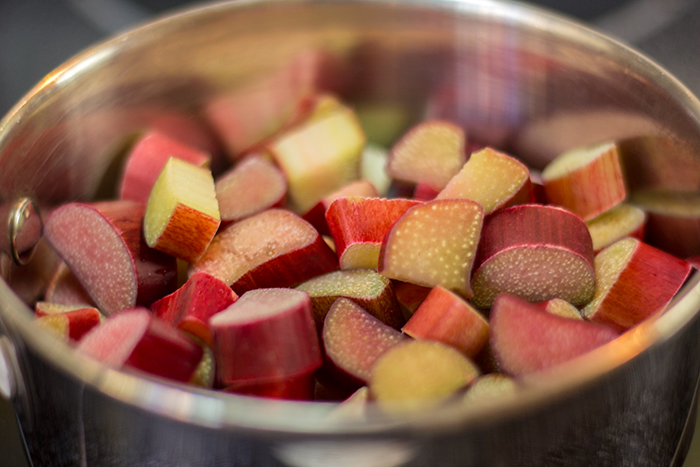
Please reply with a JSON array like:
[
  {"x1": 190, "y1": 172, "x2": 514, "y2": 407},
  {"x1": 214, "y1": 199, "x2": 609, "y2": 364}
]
[{"x1": 2, "y1": 197, "x2": 42, "y2": 266}]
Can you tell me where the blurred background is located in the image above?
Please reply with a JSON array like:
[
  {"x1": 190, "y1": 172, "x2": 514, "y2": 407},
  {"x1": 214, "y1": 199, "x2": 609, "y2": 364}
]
[
  {"x1": 1, "y1": 0, "x2": 700, "y2": 465},
  {"x1": 2, "y1": 0, "x2": 700, "y2": 116}
]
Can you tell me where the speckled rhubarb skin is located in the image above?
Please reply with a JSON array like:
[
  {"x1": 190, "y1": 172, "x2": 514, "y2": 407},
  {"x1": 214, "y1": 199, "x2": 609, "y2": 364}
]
[
  {"x1": 190, "y1": 209, "x2": 338, "y2": 295},
  {"x1": 471, "y1": 204, "x2": 595, "y2": 308},
  {"x1": 43, "y1": 200, "x2": 177, "y2": 316},
  {"x1": 321, "y1": 298, "x2": 405, "y2": 391},
  {"x1": 379, "y1": 199, "x2": 484, "y2": 297}
]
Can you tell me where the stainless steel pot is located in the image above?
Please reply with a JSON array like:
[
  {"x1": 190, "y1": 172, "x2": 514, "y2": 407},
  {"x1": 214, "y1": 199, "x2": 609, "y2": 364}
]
[{"x1": 1, "y1": 1, "x2": 700, "y2": 466}]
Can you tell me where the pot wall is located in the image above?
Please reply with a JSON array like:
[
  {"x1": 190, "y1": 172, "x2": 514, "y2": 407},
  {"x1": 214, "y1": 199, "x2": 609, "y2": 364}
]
[{"x1": 1, "y1": 1, "x2": 700, "y2": 466}]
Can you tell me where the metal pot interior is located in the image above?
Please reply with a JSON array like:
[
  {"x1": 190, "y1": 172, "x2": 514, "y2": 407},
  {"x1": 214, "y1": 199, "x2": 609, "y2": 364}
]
[{"x1": 0, "y1": 0, "x2": 699, "y2": 435}]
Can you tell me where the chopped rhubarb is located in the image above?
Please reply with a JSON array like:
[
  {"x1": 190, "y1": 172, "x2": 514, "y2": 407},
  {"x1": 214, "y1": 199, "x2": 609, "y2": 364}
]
[
  {"x1": 490, "y1": 294, "x2": 619, "y2": 376},
  {"x1": 326, "y1": 196, "x2": 421, "y2": 270},
  {"x1": 379, "y1": 199, "x2": 483, "y2": 297},
  {"x1": 210, "y1": 288, "x2": 321, "y2": 389},
  {"x1": 190, "y1": 209, "x2": 338, "y2": 295},
  {"x1": 582, "y1": 237, "x2": 692, "y2": 332},
  {"x1": 471, "y1": 204, "x2": 596, "y2": 308},
  {"x1": 77, "y1": 308, "x2": 203, "y2": 382}
]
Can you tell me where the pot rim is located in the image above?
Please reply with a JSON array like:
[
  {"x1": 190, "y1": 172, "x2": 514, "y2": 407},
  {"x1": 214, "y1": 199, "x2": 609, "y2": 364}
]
[{"x1": 1, "y1": 0, "x2": 700, "y2": 436}]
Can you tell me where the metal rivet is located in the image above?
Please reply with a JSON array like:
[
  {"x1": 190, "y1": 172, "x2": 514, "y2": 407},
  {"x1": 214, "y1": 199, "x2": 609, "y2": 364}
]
[{"x1": 8, "y1": 198, "x2": 42, "y2": 266}]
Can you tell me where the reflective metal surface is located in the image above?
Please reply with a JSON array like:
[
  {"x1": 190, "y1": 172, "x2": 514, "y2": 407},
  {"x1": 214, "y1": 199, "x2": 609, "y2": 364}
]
[{"x1": 0, "y1": 0, "x2": 700, "y2": 465}]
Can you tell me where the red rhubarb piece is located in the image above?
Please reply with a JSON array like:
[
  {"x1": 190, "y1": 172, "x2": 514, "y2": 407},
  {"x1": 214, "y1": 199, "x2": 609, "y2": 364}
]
[
  {"x1": 542, "y1": 141, "x2": 627, "y2": 221},
  {"x1": 34, "y1": 303, "x2": 102, "y2": 341},
  {"x1": 631, "y1": 189, "x2": 700, "y2": 258},
  {"x1": 77, "y1": 308, "x2": 203, "y2": 382},
  {"x1": 437, "y1": 147, "x2": 533, "y2": 214},
  {"x1": 402, "y1": 285, "x2": 489, "y2": 358},
  {"x1": 582, "y1": 237, "x2": 692, "y2": 332},
  {"x1": 190, "y1": 209, "x2": 338, "y2": 295},
  {"x1": 43, "y1": 200, "x2": 177, "y2": 315},
  {"x1": 119, "y1": 130, "x2": 211, "y2": 204},
  {"x1": 326, "y1": 196, "x2": 421, "y2": 270},
  {"x1": 321, "y1": 298, "x2": 406, "y2": 390},
  {"x1": 215, "y1": 155, "x2": 287, "y2": 223},
  {"x1": 490, "y1": 294, "x2": 619, "y2": 376},
  {"x1": 210, "y1": 288, "x2": 321, "y2": 388},
  {"x1": 150, "y1": 272, "x2": 238, "y2": 347},
  {"x1": 471, "y1": 204, "x2": 596, "y2": 309},
  {"x1": 302, "y1": 180, "x2": 378, "y2": 236},
  {"x1": 143, "y1": 158, "x2": 221, "y2": 263},
  {"x1": 387, "y1": 120, "x2": 466, "y2": 191}
]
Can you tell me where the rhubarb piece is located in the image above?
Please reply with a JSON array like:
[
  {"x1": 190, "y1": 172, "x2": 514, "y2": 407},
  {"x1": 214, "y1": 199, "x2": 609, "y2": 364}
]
[
  {"x1": 463, "y1": 374, "x2": 518, "y2": 404},
  {"x1": 210, "y1": 288, "x2": 321, "y2": 388},
  {"x1": 393, "y1": 281, "x2": 432, "y2": 318},
  {"x1": 387, "y1": 120, "x2": 466, "y2": 190},
  {"x1": 631, "y1": 190, "x2": 700, "y2": 258},
  {"x1": 490, "y1": 294, "x2": 619, "y2": 376},
  {"x1": 296, "y1": 268, "x2": 404, "y2": 331},
  {"x1": 203, "y1": 49, "x2": 346, "y2": 158},
  {"x1": 266, "y1": 105, "x2": 366, "y2": 213},
  {"x1": 34, "y1": 304, "x2": 102, "y2": 342},
  {"x1": 471, "y1": 204, "x2": 596, "y2": 309},
  {"x1": 119, "y1": 130, "x2": 211, "y2": 203},
  {"x1": 143, "y1": 157, "x2": 220, "y2": 263},
  {"x1": 44, "y1": 262, "x2": 95, "y2": 306},
  {"x1": 215, "y1": 155, "x2": 287, "y2": 223},
  {"x1": 188, "y1": 336, "x2": 215, "y2": 388},
  {"x1": 302, "y1": 180, "x2": 378, "y2": 236},
  {"x1": 204, "y1": 84, "x2": 303, "y2": 159},
  {"x1": 360, "y1": 143, "x2": 392, "y2": 196},
  {"x1": 542, "y1": 141, "x2": 627, "y2": 221},
  {"x1": 190, "y1": 209, "x2": 338, "y2": 295},
  {"x1": 402, "y1": 285, "x2": 489, "y2": 358},
  {"x1": 322, "y1": 298, "x2": 405, "y2": 389},
  {"x1": 582, "y1": 238, "x2": 692, "y2": 332},
  {"x1": 437, "y1": 147, "x2": 533, "y2": 214},
  {"x1": 535, "y1": 298, "x2": 583, "y2": 320},
  {"x1": 77, "y1": 308, "x2": 203, "y2": 382},
  {"x1": 299, "y1": 93, "x2": 345, "y2": 123},
  {"x1": 43, "y1": 200, "x2": 177, "y2": 316},
  {"x1": 369, "y1": 340, "x2": 479, "y2": 412},
  {"x1": 586, "y1": 203, "x2": 646, "y2": 253},
  {"x1": 379, "y1": 199, "x2": 484, "y2": 297},
  {"x1": 150, "y1": 272, "x2": 238, "y2": 347},
  {"x1": 326, "y1": 197, "x2": 421, "y2": 270}
]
